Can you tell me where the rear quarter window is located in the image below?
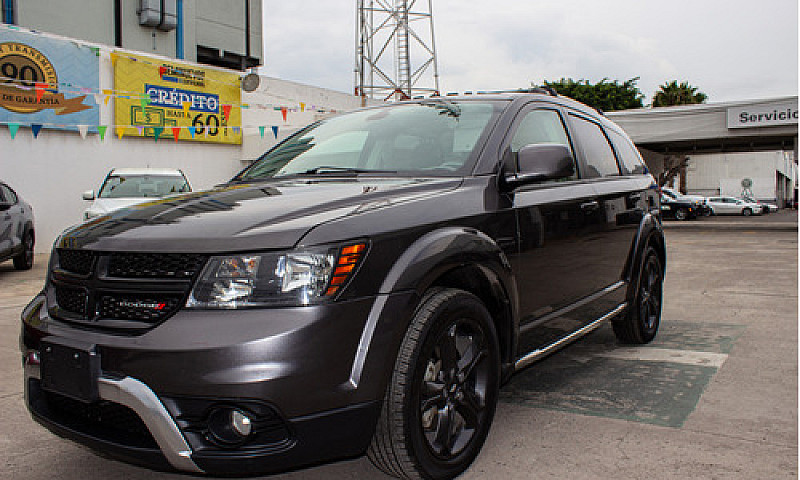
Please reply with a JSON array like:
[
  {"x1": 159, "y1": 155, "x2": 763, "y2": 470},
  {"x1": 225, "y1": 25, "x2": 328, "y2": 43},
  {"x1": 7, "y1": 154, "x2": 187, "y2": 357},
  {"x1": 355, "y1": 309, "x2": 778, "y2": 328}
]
[{"x1": 607, "y1": 129, "x2": 647, "y2": 175}]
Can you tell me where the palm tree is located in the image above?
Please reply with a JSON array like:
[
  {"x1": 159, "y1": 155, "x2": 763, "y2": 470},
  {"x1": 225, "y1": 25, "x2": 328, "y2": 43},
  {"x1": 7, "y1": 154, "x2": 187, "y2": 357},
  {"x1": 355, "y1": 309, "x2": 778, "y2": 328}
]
[{"x1": 652, "y1": 81, "x2": 707, "y2": 107}]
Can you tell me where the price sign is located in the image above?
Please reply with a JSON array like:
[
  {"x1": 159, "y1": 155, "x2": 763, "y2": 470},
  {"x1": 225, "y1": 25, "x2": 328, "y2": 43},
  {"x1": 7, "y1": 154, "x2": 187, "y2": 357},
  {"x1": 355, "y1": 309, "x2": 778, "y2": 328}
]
[{"x1": 113, "y1": 53, "x2": 241, "y2": 144}]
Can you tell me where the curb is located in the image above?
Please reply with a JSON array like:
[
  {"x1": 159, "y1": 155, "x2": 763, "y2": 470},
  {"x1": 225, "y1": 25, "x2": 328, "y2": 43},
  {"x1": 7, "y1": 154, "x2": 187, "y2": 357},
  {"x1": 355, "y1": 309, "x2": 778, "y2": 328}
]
[{"x1": 662, "y1": 222, "x2": 798, "y2": 232}]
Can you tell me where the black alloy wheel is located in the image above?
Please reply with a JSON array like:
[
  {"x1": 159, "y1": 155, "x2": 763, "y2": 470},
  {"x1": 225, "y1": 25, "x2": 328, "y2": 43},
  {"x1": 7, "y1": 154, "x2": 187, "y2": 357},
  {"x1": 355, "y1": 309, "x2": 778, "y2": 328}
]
[
  {"x1": 613, "y1": 246, "x2": 663, "y2": 344},
  {"x1": 418, "y1": 319, "x2": 490, "y2": 460},
  {"x1": 13, "y1": 231, "x2": 34, "y2": 270},
  {"x1": 675, "y1": 208, "x2": 688, "y2": 221},
  {"x1": 368, "y1": 288, "x2": 500, "y2": 479}
]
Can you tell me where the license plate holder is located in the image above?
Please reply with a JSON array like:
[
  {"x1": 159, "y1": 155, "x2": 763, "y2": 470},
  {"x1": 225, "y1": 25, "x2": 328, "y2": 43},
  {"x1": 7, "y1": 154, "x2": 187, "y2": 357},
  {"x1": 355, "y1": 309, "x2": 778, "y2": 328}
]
[{"x1": 40, "y1": 337, "x2": 100, "y2": 403}]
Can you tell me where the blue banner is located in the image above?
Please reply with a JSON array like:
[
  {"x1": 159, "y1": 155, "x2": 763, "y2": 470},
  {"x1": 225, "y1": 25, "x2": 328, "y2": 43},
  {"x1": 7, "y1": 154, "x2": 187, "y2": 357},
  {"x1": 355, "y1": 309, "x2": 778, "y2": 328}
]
[{"x1": 0, "y1": 25, "x2": 99, "y2": 131}]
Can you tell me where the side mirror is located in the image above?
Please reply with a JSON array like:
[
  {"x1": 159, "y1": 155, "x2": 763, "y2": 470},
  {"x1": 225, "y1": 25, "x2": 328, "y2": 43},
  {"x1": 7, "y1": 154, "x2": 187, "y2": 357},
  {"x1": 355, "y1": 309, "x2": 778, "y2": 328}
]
[
  {"x1": 503, "y1": 144, "x2": 575, "y2": 190},
  {"x1": 82, "y1": 190, "x2": 95, "y2": 201}
]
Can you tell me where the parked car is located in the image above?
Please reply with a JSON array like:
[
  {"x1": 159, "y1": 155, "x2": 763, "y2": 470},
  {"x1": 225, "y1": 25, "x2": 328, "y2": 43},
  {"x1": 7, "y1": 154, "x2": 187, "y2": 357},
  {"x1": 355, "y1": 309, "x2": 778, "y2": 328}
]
[
  {"x1": 706, "y1": 196, "x2": 763, "y2": 216},
  {"x1": 22, "y1": 92, "x2": 666, "y2": 479},
  {"x1": 660, "y1": 194, "x2": 698, "y2": 220},
  {"x1": 660, "y1": 187, "x2": 711, "y2": 216},
  {"x1": 82, "y1": 168, "x2": 192, "y2": 220},
  {"x1": 0, "y1": 181, "x2": 35, "y2": 270},
  {"x1": 741, "y1": 194, "x2": 778, "y2": 214}
]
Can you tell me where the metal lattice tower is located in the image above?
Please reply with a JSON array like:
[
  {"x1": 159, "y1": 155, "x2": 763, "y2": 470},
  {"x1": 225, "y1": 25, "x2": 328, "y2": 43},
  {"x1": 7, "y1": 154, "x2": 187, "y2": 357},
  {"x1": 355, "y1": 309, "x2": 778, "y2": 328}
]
[{"x1": 355, "y1": 0, "x2": 440, "y2": 103}]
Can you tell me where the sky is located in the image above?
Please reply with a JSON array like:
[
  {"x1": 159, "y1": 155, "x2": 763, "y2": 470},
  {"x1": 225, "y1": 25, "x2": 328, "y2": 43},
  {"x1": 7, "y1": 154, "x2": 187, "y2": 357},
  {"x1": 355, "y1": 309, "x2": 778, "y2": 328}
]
[{"x1": 262, "y1": 0, "x2": 798, "y2": 105}]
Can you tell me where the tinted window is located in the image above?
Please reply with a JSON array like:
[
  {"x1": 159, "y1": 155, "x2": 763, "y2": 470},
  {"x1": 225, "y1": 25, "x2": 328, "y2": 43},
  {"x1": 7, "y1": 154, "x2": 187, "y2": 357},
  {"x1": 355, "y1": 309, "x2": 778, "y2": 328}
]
[
  {"x1": 0, "y1": 184, "x2": 16, "y2": 203},
  {"x1": 509, "y1": 109, "x2": 576, "y2": 180},
  {"x1": 607, "y1": 129, "x2": 646, "y2": 175},
  {"x1": 510, "y1": 109, "x2": 571, "y2": 152},
  {"x1": 569, "y1": 114, "x2": 620, "y2": 178},
  {"x1": 99, "y1": 175, "x2": 191, "y2": 198}
]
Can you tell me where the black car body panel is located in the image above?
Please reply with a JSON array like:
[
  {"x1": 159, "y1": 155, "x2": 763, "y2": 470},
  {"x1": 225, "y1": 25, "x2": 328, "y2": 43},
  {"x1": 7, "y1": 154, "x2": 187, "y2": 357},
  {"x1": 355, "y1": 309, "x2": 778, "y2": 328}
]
[{"x1": 22, "y1": 93, "x2": 665, "y2": 476}]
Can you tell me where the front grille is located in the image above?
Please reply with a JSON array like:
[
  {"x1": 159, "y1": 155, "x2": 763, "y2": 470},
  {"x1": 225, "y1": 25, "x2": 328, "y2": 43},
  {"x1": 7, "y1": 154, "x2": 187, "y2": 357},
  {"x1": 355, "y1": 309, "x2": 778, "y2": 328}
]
[
  {"x1": 50, "y1": 249, "x2": 207, "y2": 332},
  {"x1": 57, "y1": 249, "x2": 95, "y2": 275},
  {"x1": 44, "y1": 389, "x2": 158, "y2": 448},
  {"x1": 108, "y1": 253, "x2": 207, "y2": 279},
  {"x1": 55, "y1": 285, "x2": 88, "y2": 316},
  {"x1": 99, "y1": 294, "x2": 183, "y2": 323}
]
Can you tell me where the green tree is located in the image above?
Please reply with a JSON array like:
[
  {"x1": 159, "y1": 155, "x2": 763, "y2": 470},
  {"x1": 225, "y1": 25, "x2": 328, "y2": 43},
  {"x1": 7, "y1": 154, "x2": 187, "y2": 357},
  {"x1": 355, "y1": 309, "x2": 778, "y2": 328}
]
[
  {"x1": 651, "y1": 81, "x2": 707, "y2": 107},
  {"x1": 540, "y1": 77, "x2": 644, "y2": 111}
]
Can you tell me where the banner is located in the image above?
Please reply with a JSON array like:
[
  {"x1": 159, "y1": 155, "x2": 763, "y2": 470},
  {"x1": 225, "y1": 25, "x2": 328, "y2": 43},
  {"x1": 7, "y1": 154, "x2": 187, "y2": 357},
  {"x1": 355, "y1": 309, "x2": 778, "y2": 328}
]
[
  {"x1": 0, "y1": 26, "x2": 99, "y2": 131},
  {"x1": 114, "y1": 53, "x2": 242, "y2": 144}
]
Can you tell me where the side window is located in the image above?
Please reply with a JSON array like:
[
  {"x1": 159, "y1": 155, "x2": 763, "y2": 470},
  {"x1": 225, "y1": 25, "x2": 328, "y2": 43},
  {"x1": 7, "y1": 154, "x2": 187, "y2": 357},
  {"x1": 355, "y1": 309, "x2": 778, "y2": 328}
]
[
  {"x1": 607, "y1": 129, "x2": 646, "y2": 175},
  {"x1": 568, "y1": 114, "x2": 620, "y2": 178},
  {"x1": 509, "y1": 108, "x2": 576, "y2": 180},
  {"x1": 0, "y1": 184, "x2": 15, "y2": 204}
]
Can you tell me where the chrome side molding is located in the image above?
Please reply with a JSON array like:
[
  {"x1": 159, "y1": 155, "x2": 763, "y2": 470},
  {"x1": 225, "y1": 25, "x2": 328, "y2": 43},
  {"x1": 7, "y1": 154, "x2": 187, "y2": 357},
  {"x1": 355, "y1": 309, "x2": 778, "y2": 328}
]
[{"x1": 514, "y1": 302, "x2": 627, "y2": 371}]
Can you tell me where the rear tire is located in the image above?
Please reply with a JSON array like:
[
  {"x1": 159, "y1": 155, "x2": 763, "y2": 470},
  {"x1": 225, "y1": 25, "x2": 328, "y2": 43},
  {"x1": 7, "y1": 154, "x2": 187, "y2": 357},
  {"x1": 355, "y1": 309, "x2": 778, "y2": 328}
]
[
  {"x1": 613, "y1": 247, "x2": 663, "y2": 344},
  {"x1": 742, "y1": 208, "x2": 753, "y2": 217},
  {"x1": 675, "y1": 208, "x2": 688, "y2": 221},
  {"x1": 368, "y1": 288, "x2": 500, "y2": 480},
  {"x1": 13, "y1": 231, "x2": 34, "y2": 270}
]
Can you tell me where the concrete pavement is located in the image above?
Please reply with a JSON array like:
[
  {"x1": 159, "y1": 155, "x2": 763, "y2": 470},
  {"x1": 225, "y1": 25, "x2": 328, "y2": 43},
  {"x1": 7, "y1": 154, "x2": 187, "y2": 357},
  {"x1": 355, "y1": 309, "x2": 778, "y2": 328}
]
[{"x1": 0, "y1": 224, "x2": 797, "y2": 479}]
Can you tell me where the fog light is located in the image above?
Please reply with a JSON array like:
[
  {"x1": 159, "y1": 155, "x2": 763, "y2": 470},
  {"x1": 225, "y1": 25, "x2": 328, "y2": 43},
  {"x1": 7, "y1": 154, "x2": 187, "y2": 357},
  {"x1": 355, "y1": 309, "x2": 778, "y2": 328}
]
[
  {"x1": 207, "y1": 407, "x2": 254, "y2": 445},
  {"x1": 231, "y1": 409, "x2": 252, "y2": 436}
]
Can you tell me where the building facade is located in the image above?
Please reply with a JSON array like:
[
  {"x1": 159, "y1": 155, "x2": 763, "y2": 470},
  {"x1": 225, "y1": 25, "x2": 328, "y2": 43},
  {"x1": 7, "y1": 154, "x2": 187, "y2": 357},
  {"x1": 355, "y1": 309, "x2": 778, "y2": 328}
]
[
  {"x1": 609, "y1": 97, "x2": 798, "y2": 206},
  {"x1": 1, "y1": 0, "x2": 262, "y2": 70}
]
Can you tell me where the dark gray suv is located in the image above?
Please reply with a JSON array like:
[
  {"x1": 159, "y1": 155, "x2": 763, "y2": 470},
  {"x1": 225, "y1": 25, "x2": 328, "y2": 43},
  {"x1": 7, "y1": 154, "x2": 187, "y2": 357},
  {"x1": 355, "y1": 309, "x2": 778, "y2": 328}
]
[
  {"x1": 21, "y1": 91, "x2": 665, "y2": 479},
  {"x1": 1, "y1": 181, "x2": 35, "y2": 270}
]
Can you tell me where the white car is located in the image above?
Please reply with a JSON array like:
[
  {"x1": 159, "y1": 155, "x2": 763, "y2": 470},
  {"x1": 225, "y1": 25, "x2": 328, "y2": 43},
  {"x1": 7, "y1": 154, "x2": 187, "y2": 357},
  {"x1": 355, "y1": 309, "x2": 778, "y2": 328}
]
[
  {"x1": 706, "y1": 196, "x2": 763, "y2": 216},
  {"x1": 741, "y1": 195, "x2": 779, "y2": 214},
  {"x1": 83, "y1": 168, "x2": 192, "y2": 220}
]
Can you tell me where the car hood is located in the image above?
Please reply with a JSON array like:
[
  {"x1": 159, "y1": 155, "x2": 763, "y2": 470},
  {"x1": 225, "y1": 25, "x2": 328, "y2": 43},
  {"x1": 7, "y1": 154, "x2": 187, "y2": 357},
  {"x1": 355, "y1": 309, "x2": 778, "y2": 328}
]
[
  {"x1": 85, "y1": 198, "x2": 152, "y2": 215},
  {"x1": 58, "y1": 177, "x2": 462, "y2": 252}
]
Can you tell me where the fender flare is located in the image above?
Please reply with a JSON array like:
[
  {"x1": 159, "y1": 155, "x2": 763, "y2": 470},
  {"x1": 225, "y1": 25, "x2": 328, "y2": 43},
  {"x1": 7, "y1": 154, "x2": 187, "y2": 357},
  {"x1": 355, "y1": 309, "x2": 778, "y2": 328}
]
[
  {"x1": 378, "y1": 226, "x2": 515, "y2": 300},
  {"x1": 623, "y1": 212, "x2": 665, "y2": 301}
]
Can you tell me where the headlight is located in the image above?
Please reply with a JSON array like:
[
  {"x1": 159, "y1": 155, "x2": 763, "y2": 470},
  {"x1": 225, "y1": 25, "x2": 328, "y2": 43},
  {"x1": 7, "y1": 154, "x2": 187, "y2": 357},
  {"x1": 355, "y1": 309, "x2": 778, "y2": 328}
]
[{"x1": 186, "y1": 242, "x2": 367, "y2": 308}]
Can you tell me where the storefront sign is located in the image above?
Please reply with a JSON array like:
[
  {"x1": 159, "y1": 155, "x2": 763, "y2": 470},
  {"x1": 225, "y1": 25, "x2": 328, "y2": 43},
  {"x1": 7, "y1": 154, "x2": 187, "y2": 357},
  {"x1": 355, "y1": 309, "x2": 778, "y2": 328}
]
[
  {"x1": 114, "y1": 53, "x2": 241, "y2": 144},
  {"x1": 727, "y1": 100, "x2": 799, "y2": 129},
  {"x1": 0, "y1": 26, "x2": 99, "y2": 131}
]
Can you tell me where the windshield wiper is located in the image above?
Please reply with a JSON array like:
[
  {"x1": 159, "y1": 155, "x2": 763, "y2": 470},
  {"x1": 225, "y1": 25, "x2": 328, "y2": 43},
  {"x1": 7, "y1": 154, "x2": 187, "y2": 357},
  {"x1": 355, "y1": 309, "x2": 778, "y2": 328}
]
[{"x1": 299, "y1": 166, "x2": 397, "y2": 175}]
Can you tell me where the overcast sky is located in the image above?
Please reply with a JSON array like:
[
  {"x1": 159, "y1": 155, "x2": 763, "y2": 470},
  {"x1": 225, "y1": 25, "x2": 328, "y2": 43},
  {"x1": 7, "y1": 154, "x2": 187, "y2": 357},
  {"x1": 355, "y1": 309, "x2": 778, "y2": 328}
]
[{"x1": 262, "y1": 0, "x2": 798, "y2": 105}]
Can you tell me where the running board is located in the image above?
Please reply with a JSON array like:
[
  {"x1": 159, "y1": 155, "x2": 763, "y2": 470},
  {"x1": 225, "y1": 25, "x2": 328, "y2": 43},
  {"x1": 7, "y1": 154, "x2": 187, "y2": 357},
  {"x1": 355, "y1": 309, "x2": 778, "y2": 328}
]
[{"x1": 514, "y1": 302, "x2": 627, "y2": 371}]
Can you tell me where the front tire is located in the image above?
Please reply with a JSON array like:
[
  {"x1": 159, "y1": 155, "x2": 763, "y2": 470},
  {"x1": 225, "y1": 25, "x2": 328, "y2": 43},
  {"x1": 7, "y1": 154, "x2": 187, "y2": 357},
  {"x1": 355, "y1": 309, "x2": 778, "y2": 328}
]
[
  {"x1": 675, "y1": 208, "x2": 689, "y2": 221},
  {"x1": 368, "y1": 288, "x2": 501, "y2": 480},
  {"x1": 742, "y1": 208, "x2": 753, "y2": 216},
  {"x1": 613, "y1": 247, "x2": 663, "y2": 344},
  {"x1": 13, "y1": 231, "x2": 34, "y2": 270}
]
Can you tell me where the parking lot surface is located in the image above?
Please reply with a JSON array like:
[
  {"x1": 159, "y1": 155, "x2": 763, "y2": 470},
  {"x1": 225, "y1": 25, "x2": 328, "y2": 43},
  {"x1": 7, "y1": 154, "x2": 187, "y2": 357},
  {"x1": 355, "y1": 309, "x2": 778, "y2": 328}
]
[{"x1": 1, "y1": 219, "x2": 797, "y2": 479}]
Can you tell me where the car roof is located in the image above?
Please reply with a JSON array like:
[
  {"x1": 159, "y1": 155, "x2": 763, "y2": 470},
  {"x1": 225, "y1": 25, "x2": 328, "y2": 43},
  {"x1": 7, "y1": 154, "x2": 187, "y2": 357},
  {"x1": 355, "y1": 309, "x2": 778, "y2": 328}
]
[{"x1": 109, "y1": 168, "x2": 184, "y2": 176}]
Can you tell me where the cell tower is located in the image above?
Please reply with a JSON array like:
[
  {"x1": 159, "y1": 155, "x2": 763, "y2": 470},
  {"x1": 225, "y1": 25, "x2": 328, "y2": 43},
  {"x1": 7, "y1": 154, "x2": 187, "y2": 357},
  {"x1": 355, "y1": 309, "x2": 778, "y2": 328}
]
[{"x1": 355, "y1": 0, "x2": 440, "y2": 103}]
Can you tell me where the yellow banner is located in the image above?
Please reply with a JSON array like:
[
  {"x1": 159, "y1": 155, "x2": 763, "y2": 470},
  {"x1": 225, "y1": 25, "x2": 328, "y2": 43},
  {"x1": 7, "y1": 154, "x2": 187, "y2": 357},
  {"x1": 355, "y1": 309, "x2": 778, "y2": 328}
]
[{"x1": 113, "y1": 53, "x2": 241, "y2": 144}]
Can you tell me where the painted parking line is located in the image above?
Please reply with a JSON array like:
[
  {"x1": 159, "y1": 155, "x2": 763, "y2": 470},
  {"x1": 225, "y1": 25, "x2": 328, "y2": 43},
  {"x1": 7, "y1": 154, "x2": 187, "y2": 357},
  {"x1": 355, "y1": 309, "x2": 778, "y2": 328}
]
[{"x1": 597, "y1": 347, "x2": 728, "y2": 368}]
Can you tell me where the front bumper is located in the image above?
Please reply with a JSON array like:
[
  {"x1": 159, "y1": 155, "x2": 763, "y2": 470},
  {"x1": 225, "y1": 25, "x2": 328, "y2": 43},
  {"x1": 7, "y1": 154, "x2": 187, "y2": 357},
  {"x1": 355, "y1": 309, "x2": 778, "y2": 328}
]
[{"x1": 21, "y1": 290, "x2": 418, "y2": 474}]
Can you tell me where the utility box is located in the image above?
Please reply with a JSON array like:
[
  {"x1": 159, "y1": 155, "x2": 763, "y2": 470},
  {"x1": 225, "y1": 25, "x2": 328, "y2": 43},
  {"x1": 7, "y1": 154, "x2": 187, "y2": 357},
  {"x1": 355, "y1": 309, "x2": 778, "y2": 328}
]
[{"x1": 138, "y1": 0, "x2": 177, "y2": 31}]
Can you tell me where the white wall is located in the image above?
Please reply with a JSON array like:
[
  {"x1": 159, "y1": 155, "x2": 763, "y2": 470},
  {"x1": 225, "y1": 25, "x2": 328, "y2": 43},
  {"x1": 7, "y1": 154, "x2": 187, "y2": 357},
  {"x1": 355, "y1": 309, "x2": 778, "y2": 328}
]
[
  {"x1": 1, "y1": 41, "x2": 374, "y2": 252},
  {"x1": 686, "y1": 150, "x2": 797, "y2": 201}
]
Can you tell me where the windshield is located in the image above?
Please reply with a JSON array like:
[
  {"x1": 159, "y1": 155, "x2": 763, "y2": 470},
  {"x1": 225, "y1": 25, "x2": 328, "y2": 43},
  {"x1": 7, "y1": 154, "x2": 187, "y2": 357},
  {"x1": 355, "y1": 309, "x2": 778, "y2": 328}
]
[
  {"x1": 237, "y1": 101, "x2": 504, "y2": 180},
  {"x1": 98, "y1": 174, "x2": 190, "y2": 198}
]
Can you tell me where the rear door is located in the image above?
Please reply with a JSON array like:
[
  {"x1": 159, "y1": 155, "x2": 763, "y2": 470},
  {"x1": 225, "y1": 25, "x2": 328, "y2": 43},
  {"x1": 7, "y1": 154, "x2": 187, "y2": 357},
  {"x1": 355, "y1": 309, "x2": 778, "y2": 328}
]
[{"x1": 565, "y1": 113, "x2": 648, "y2": 299}]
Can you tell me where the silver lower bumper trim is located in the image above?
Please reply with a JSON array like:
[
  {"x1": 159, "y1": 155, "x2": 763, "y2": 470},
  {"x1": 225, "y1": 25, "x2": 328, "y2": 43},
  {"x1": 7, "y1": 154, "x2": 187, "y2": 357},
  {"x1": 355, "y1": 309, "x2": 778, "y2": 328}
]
[{"x1": 24, "y1": 358, "x2": 203, "y2": 473}]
